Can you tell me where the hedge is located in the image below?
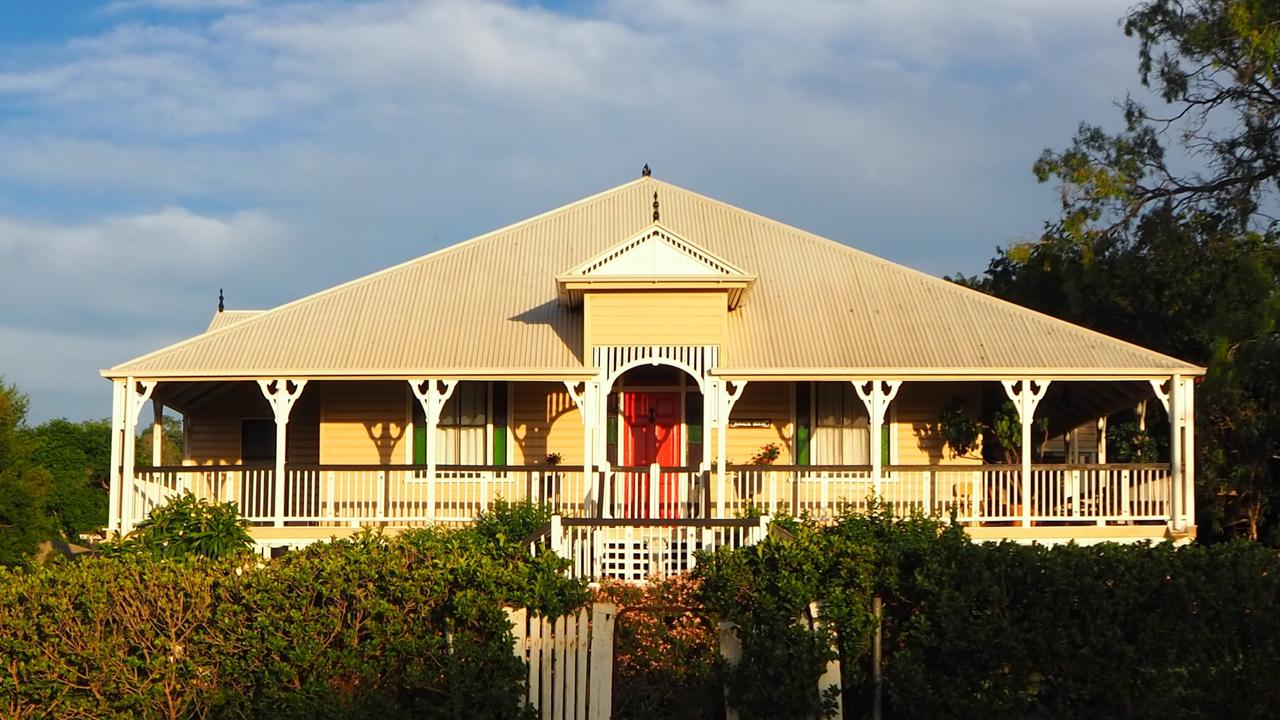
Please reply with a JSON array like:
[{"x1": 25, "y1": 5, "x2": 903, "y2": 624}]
[
  {"x1": 696, "y1": 508, "x2": 1280, "y2": 720},
  {"x1": 0, "y1": 507, "x2": 588, "y2": 720}
]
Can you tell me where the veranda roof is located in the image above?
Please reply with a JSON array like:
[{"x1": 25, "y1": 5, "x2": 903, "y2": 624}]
[{"x1": 105, "y1": 177, "x2": 1203, "y2": 380}]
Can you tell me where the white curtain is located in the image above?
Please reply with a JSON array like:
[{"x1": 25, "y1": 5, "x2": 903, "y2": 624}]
[
  {"x1": 813, "y1": 382, "x2": 869, "y2": 465},
  {"x1": 436, "y1": 383, "x2": 487, "y2": 464}
]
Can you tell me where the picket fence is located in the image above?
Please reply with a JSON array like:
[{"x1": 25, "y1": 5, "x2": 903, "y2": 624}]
[
  {"x1": 511, "y1": 601, "x2": 849, "y2": 720},
  {"x1": 508, "y1": 603, "x2": 617, "y2": 720}
]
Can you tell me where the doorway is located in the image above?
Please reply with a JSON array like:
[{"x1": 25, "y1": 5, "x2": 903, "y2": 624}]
[{"x1": 621, "y1": 391, "x2": 683, "y2": 517}]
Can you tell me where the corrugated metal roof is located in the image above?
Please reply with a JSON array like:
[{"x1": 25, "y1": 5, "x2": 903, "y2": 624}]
[
  {"x1": 206, "y1": 310, "x2": 261, "y2": 333},
  {"x1": 107, "y1": 177, "x2": 1202, "y2": 378}
]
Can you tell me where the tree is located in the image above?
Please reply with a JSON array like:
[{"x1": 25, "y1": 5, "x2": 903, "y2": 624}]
[
  {"x1": 24, "y1": 418, "x2": 112, "y2": 539},
  {"x1": 1033, "y1": 0, "x2": 1280, "y2": 243},
  {"x1": 962, "y1": 1, "x2": 1280, "y2": 542},
  {"x1": 0, "y1": 380, "x2": 52, "y2": 566},
  {"x1": 136, "y1": 414, "x2": 184, "y2": 467}
]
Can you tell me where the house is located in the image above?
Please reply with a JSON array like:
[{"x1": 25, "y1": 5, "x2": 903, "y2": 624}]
[{"x1": 103, "y1": 171, "x2": 1203, "y2": 567}]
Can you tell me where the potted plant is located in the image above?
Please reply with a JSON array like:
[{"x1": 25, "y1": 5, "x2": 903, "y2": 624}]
[
  {"x1": 749, "y1": 443, "x2": 781, "y2": 466},
  {"x1": 542, "y1": 453, "x2": 563, "y2": 505}
]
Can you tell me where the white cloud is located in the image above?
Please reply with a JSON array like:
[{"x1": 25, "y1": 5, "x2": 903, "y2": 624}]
[{"x1": 0, "y1": 0, "x2": 1151, "y2": 420}]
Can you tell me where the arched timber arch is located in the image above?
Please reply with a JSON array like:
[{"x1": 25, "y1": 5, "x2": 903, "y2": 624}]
[{"x1": 592, "y1": 345, "x2": 719, "y2": 393}]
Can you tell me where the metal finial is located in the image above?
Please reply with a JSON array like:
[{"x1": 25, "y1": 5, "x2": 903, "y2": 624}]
[
  {"x1": 641, "y1": 163, "x2": 651, "y2": 177},
  {"x1": 652, "y1": 192, "x2": 660, "y2": 222},
  {"x1": 218, "y1": 288, "x2": 224, "y2": 313}
]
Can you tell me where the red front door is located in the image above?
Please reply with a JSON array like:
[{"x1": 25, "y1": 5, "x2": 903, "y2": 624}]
[{"x1": 622, "y1": 391, "x2": 682, "y2": 517}]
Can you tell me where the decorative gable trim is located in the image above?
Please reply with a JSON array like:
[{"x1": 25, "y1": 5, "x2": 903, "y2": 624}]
[{"x1": 556, "y1": 224, "x2": 756, "y2": 309}]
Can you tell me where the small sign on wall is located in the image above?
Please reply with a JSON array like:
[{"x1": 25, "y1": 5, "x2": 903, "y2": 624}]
[{"x1": 729, "y1": 418, "x2": 772, "y2": 428}]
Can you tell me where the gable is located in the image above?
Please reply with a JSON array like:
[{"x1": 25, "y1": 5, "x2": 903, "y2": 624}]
[{"x1": 574, "y1": 225, "x2": 743, "y2": 277}]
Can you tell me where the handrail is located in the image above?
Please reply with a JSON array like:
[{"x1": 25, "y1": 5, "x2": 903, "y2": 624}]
[
  {"x1": 284, "y1": 463, "x2": 588, "y2": 473},
  {"x1": 136, "y1": 464, "x2": 274, "y2": 473},
  {"x1": 611, "y1": 465, "x2": 702, "y2": 473},
  {"x1": 725, "y1": 464, "x2": 873, "y2": 472},
  {"x1": 1027, "y1": 463, "x2": 1171, "y2": 471},
  {"x1": 559, "y1": 517, "x2": 761, "y2": 528},
  {"x1": 884, "y1": 463, "x2": 1017, "y2": 472}
]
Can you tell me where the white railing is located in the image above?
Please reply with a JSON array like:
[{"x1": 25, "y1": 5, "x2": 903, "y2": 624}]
[
  {"x1": 726, "y1": 465, "x2": 873, "y2": 518},
  {"x1": 128, "y1": 462, "x2": 1175, "y2": 530},
  {"x1": 535, "y1": 515, "x2": 771, "y2": 582},
  {"x1": 604, "y1": 465, "x2": 705, "y2": 520},
  {"x1": 129, "y1": 464, "x2": 600, "y2": 527},
  {"x1": 722, "y1": 464, "x2": 1174, "y2": 526},
  {"x1": 283, "y1": 465, "x2": 595, "y2": 526},
  {"x1": 128, "y1": 466, "x2": 275, "y2": 526}
]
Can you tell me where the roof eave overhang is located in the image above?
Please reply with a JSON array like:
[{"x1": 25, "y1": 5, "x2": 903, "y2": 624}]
[
  {"x1": 556, "y1": 274, "x2": 757, "y2": 309},
  {"x1": 100, "y1": 367, "x2": 598, "y2": 382},
  {"x1": 711, "y1": 366, "x2": 1208, "y2": 381}
]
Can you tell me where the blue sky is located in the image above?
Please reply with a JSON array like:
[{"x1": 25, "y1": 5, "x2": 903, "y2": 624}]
[{"x1": 0, "y1": 0, "x2": 1145, "y2": 422}]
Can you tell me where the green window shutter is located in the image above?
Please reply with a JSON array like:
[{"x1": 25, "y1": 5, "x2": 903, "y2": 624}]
[
  {"x1": 413, "y1": 425, "x2": 427, "y2": 465},
  {"x1": 685, "y1": 391, "x2": 704, "y2": 467},
  {"x1": 606, "y1": 393, "x2": 619, "y2": 465},
  {"x1": 881, "y1": 422, "x2": 891, "y2": 466},
  {"x1": 492, "y1": 382, "x2": 508, "y2": 466},
  {"x1": 795, "y1": 382, "x2": 811, "y2": 466}
]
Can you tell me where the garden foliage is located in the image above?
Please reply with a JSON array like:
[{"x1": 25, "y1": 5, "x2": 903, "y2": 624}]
[
  {"x1": 595, "y1": 575, "x2": 721, "y2": 720},
  {"x1": 100, "y1": 493, "x2": 253, "y2": 561},
  {"x1": 696, "y1": 506, "x2": 1280, "y2": 720},
  {"x1": 0, "y1": 503, "x2": 588, "y2": 720}
]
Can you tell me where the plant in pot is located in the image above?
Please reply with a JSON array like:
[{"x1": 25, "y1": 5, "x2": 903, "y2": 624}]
[
  {"x1": 749, "y1": 442, "x2": 781, "y2": 465},
  {"x1": 542, "y1": 453, "x2": 563, "y2": 506}
]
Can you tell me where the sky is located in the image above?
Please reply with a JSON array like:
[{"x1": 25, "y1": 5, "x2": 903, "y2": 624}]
[{"x1": 0, "y1": 0, "x2": 1149, "y2": 423}]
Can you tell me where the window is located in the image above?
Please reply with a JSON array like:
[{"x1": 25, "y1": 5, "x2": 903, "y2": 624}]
[
  {"x1": 241, "y1": 419, "x2": 276, "y2": 464},
  {"x1": 413, "y1": 382, "x2": 489, "y2": 465},
  {"x1": 812, "y1": 382, "x2": 870, "y2": 465}
]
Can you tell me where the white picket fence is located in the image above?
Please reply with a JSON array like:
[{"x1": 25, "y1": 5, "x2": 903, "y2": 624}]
[{"x1": 508, "y1": 603, "x2": 616, "y2": 720}]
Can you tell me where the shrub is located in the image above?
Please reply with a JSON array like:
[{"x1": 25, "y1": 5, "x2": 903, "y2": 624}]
[
  {"x1": 101, "y1": 493, "x2": 252, "y2": 561},
  {"x1": 0, "y1": 518, "x2": 589, "y2": 720},
  {"x1": 696, "y1": 506, "x2": 1280, "y2": 720},
  {"x1": 596, "y1": 575, "x2": 721, "y2": 720}
]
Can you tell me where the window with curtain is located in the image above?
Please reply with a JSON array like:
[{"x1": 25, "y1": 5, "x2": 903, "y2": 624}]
[
  {"x1": 414, "y1": 383, "x2": 488, "y2": 465},
  {"x1": 812, "y1": 382, "x2": 870, "y2": 465}
]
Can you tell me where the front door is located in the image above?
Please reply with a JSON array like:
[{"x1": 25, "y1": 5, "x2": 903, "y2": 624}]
[{"x1": 622, "y1": 391, "x2": 682, "y2": 517}]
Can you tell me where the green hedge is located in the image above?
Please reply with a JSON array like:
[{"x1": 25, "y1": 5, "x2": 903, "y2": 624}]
[
  {"x1": 0, "y1": 515, "x2": 588, "y2": 719},
  {"x1": 696, "y1": 510, "x2": 1280, "y2": 720}
]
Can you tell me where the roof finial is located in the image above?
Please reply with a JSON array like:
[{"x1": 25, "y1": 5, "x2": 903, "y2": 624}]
[
  {"x1": 652, "y1": 191, "x2": 660, "y2": 222},
  {"x1": 218, "y1": 288, "x2": 224, "y2": 313},
  {"x1": 641, "y1": 163, "x2": 651, "y2": 177}
]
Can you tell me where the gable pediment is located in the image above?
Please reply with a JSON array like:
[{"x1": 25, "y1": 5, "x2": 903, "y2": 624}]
[{"x1": 556, "y1": 224, "x2": 755, "y2": 308}]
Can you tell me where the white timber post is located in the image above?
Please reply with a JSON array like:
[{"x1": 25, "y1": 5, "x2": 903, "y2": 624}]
[
  {"x1": 1170, "y1": 375, "x2": 1184, "y2": 531},
  {"x1": 107, "y1": 379, "x2": 126, "y2": 535},
  {"x1": 1097, "y1": 415, "x2": 1108, "y2": 464},
  {"x1": 597, "y1": 374, "x2": 613, "y2": 518},
  {"x1": 1002, "y1": 379, "x2": 1049, "y2": 528},
  {"x1": 715, "y1": 380, "x2": 747, "y2": 519},
  {"x1": 854, "y1": 380, "x2": 902, "y2": 498},
  {"x1": 1182, "y1": 377, "x2": 1196, "y2": 531},
  {"x1": 701, "y1": 378, "x2": 716, "y2": 515},
  {"x1": 120, "y1": 378, "x2": 156, "y2": 535},
  {"x1": 1149, "y1": 378, "x2": 1174, "y2": 527},
  {"x1": 564, "y1": 380, "x2": 598, "y2": 515},
  {"x1": 410, "y1": 379, "x2": 457, "y2": 522},
  {"x1": 151, "y1": 400, "x2": 164, "y2": 467},
  {"x1": 258, "y1": 379, "x2": 307, "y2": 528}
]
